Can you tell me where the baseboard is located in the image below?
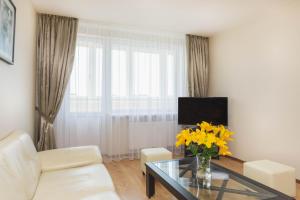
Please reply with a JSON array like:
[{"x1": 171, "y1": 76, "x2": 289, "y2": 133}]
[
  {"x1": 226, "y1": 156, "x2": 245, "y2": 163},
  {"x1": 227, "y1": 156, "x2": 300, "y2": 184}
]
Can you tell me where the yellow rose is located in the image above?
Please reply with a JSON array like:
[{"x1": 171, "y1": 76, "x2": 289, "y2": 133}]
[
  {"x1": 191, "y1": 130, "x2": 199, "y2": 144},
  {"x1": 176, "y1": 129, "x2": 190, "y2": 147},
  {"x1": 199, "y1": 121, "x2": 213, "y2": 132},
  {"x1": 185, "y1": 135, "x2": 192, "y2": 146},
  {"x1": 205, "y1": 133, "x2": 216, "y2": 148},
  {"x1": 195, "y1": 131, "x2": 206, "y2": 145},
  {"x1": 216, "y1": 138, "x2": 227, "y2": 148},
  {"x1": 219, "y1": 145, "x2": 232, "y2": 156},
  {"x1": 175, "y1": 137, "x2": 185, "y2": 147},
  {"x1": 212, "y1": 126, "x2": 220, "y2": 135}
]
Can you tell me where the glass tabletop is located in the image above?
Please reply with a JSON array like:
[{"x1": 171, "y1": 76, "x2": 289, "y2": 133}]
[{"x1": 152, "y1": 158, "x2": 281, "y2": 200}]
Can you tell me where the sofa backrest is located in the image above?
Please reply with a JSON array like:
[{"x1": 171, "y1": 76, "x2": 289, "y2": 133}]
[{"x1": 0, "y1": 131, "x2": 41, "y2": 200}]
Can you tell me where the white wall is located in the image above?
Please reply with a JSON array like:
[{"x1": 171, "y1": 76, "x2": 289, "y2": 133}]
[
  {"x1": 0, "y1": 0, "x2": 36, "y2": 139},
  {"x1": 209, "y1": 1, "x2": 300, "y2": 179}
]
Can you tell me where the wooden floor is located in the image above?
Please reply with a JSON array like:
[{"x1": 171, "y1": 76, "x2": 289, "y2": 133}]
[{"x1": 105, "y1": 157, "x2": 300, "y2": 200}]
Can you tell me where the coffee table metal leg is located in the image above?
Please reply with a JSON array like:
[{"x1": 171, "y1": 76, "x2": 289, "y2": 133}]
[{"x1": 146, "y1": 172, "x2": 155, "y2": 198}]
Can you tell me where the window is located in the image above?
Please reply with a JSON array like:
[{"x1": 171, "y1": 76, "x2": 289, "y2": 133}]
[
  {"x1": 69, "y1": 44, "x2": 103, "y2": 113},
  {"x1": 69, "y1": 32, "x2": 186, "y2": 114},
  {"x1": 70, "y1": 46, "x2": 88, "y2": 97},
  {"x1": 112, "y1": 50, "x2": 128, "y2": 97},
  {"x1": 132, "y1": 52, "x2": 160, "y2": 97},
  {"x1": 166, "y1": 54, "x2": 175, "y2": 97}
]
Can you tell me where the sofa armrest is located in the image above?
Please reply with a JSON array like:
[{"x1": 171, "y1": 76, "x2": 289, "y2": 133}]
[{"x1": 38, "y1": 146, "x2": 102, "y2": 172}]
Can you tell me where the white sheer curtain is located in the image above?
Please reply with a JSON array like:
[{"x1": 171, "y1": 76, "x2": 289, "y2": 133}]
[{"x1": 54, "y1": 21, "x2": 187, "y2": 161}]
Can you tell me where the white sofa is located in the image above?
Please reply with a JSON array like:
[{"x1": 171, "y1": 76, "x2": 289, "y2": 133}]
[{"x1": 0, "y1": 130, "x2": 120, "y2": 200}]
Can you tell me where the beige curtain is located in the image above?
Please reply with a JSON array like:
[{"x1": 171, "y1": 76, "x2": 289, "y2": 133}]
[
  {"x1": 35, "y1": 14, "x2": 78, "y2": 151},
  {"x1": 186, "y1": 34, "x2": 209, "y2": 97}
]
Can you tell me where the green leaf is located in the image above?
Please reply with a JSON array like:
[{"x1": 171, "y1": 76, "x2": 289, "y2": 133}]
[{"x1": 187, "y1": 144, "x2": 198, "y2": 156}]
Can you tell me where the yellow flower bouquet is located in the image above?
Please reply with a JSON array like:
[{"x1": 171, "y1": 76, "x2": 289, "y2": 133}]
[
  {"x1": 176, "y1": 121, "x2": 234, "y2": 158},
  {"x1": 176, "y1": 121, "x2": 234, "y2": 187}
]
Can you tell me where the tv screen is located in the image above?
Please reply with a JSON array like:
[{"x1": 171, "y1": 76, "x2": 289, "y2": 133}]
[{"x1": 178, "y1": 97, "x2": 228, "y2": 126}]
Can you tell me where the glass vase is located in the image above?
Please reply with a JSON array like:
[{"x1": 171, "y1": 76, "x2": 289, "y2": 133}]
[{"x1": 196, "y1": 154, "x2": 212, "y2": 188}]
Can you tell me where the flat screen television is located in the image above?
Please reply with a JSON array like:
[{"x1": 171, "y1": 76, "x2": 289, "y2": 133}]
[{"x1": 178, "y1": 97, "x2": 228, "y2": 126}]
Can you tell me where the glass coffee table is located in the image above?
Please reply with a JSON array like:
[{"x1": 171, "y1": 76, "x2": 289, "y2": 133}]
[{"x1": 145, "y1": 158, "x2": 294, "y2": 200}]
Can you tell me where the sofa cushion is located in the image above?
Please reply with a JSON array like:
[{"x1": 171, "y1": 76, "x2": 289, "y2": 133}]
[
  {"x1": 33, "y1": 164, "x2": 116, "y2": 200},
  {"x1": 38, "y1": 146, "x2": 102, "y2": 172},
  {"x1": 0, "y1": 160, "x2": 28, "y2": 200},
  {"x1": 77, "y1": 191, "x2": 120, "y2": 200},
  {"x1": 0, "y1": 131, "x2": 41, "y2": 200}
]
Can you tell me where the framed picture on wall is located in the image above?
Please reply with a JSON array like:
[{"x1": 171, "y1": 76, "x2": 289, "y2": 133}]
[{"x1": 0, "y1": 0, "x2": 16, "y2": 65}]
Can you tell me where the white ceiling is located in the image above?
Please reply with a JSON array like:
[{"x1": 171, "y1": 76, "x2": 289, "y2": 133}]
[{"x1": 31, "y1": 0, "x2": 293, "y2": 36}]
